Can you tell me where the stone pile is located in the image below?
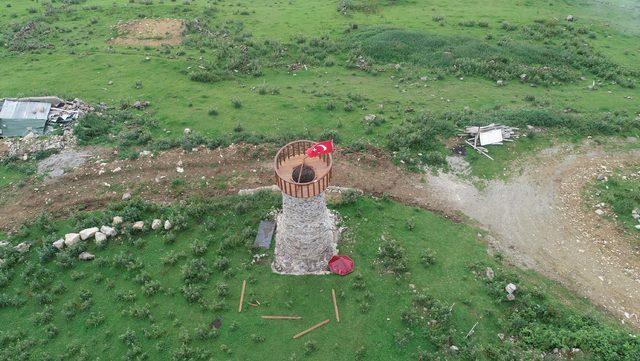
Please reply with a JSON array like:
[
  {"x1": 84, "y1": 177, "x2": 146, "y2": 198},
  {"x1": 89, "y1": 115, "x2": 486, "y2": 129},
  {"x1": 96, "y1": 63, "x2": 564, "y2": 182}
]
[
  {"x1": 48, "y1": 98, "x2": 94, "y2": 124},
  {"x1": 6, "y1": 128, "x2": 77, "y2": 158}
]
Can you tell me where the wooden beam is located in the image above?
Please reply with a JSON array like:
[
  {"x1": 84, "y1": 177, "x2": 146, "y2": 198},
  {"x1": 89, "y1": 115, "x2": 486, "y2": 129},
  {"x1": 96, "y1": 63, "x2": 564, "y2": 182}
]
[
  {"x1": 292, "y1": 319, "x2": 330, "y2": 339},
  {"x1": 331, "y1": 289, "x2": 340, "y2": 323},
  {"x1": 261, "y1": 315, "x2": 302, "y2": 320},
  {"x1": 238, "y1": 280, "x2": 246, "y2": 312}
]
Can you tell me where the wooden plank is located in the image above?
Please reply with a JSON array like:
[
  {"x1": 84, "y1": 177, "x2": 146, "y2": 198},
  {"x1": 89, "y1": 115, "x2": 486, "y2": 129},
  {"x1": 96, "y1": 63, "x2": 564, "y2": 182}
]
[
  {"x1": 292, "y1": 319, "x2": 330, "y2": 339},
  {"x1": 261, "y1": 315, "x2": 302, "y2": 320},
  {"x1": 331, "y1": 289, "x2": 340, "y2": 323},
  {"x1": 238, "y1": 280, "x2": 247, "y2": 312}
]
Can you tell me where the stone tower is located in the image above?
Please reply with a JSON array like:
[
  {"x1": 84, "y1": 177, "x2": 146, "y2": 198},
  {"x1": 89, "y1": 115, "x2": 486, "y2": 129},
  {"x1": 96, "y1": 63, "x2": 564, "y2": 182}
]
[{"x1": 272, "y1": 140, "x2": 338, "y2": 275}]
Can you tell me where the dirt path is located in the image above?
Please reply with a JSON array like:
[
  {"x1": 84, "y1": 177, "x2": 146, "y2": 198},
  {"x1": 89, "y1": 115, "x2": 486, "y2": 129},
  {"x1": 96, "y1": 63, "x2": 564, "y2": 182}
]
[{"x1": 1, "y1": 142, "x2": 639, "y2": 326}]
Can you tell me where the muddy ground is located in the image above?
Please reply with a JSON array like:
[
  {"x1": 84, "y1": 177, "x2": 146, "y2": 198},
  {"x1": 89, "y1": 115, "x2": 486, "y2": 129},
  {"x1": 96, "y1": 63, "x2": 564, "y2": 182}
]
[{"x1": 2, "y1": 142, "x2": 640, "y2": 327}]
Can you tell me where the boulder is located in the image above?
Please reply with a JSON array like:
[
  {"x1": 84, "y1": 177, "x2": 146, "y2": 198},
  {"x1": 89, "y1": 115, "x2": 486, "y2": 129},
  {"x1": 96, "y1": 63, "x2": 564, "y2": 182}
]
[
  {"x1": 566, "y1": 15, "x2": 574, "y2": 22},
  {"x1": 505, "y1": 283, "x2": 517, "y2": 294},
  {"x1": 95, "y1": 232, "x2": 107, "y2": 245},
  {"x1": 132, "y1": 221, "x2": 144, "y2": 230},
  {"x1": 100, "y1": 225, "x2": 116, "y2": 237},
  {"x1": 183, "y1": 128, "x2": 191, "y2": 136},
  {"x1": 52, "y1": 239, "x2": 65, "y2": 250},
  {"x1": 122, "y1": 192, "x2": 132, "y2": 201},
  {"x1": 450, "y1": 345, "x2": 459, "y2": 352},
  {"x1": 151, "y1": 219, "x2": 162, "y2": 230},
  {"x1": 78, "y1": 252, "x2": 95, "y2": 261},
  {"x1": 14, "y1": 242, "x2": 30, "y2": 253},
  {"x1": 164, "y1": 220, "x2": 172, "y2": 230},
  {"x1": 64, "y1": 233, "x2": 81, "y2": 247},
  {"x1": 112, "y1": 216, "x2": 123, "y2": 226},
  {"x1": 80, "y1": 227, "x2": 99, "y2": 240}
]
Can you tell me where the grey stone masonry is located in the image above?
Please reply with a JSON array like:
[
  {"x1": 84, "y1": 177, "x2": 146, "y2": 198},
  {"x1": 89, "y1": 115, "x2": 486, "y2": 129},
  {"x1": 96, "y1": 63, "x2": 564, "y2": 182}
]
[{"x1": 272, "y1": 192, "x2": 338, "y2": 275}]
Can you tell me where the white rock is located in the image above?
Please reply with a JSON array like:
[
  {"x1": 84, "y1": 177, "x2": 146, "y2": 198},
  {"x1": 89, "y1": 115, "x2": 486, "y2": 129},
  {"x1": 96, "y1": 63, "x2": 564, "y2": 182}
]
[
  {"x1": 94, "y1": 232, "x2": 107, "y2": 245},
  {"x1": 566, "y1": 15, "x2": 574, "y2": 22},
  {"x1": 505, "y1": 283, "x2": 517, "y2": 294},
  {"x1": 52, "y1": 239, "x2": 65, "y2": 250},
  {"x1": 0, "y1": 240, "x2": 8, "y2": 247},
  {"x1": 635, "y1": 225, "x2": 640, "y2": 230},
  {"x1": 496, "y1": 79, "x2": 504, "y2": 86},
  {"x1": 122, "y1": 192, "x2": 132, "y2": 201},
  {"x1": 64, "y1": 233, "x2": 81, "y2": 247},
  {"x1": 595, "y1": 209, "x2": 605, "y2": 216},
  {"x1": 450, "y1": 345, "x2": 459, "y2": 352},
  {"x1": 112, "y1": 167, "x2": 122, "y2": 173},
  {"x1": 151, "y1": 219, "x2": 162, "y2": 230},
  {"x1": 507, "y1": 293, "x2": 516, "y2": 301},
  {"x1": 112, "y1": 216, "x2": 123, "y2": 225},
  {"x1": 80, "y1": 227, "x2": 99, "y2": 240},
  {"x1": 176, "y1": 167, "x2": 184, "y2": 173},
  {"x1": 0, "y1": 258, "x2": 4, "y2": 267},
  {"x1": 100, "y1": 225, "x2": 116, "y2": 237},
  {"x1": 164, "y1": 220, "x2": 172, "y2": 230},
  {"x1": 14, "y1": 242, "x2": 30, "y2": 253},
  {"x1": 363, "y1": 114, "x2": 376, "y2": 122},
  {"x1": 183, "y1": 128, "x2": 191, "y2": 135},
  {"x1": 132, "y1": 221, "x2": 144, "y2": 230},
  {"x1": 78, "y1": 252, "x2": 95, "y2": 261}
]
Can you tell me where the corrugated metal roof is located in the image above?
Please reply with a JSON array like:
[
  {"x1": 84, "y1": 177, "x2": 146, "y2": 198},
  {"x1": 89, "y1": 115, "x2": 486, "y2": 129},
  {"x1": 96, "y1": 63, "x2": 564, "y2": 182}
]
[{"x1": 0, "y1": 100, "x2": 51, "y2": 120}]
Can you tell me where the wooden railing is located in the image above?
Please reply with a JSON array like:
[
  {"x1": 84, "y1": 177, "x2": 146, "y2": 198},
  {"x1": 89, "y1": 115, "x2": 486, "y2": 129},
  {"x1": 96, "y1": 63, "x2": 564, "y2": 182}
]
[{"x1": 274, "y1": 140, "x2": 333, "y2": 198}]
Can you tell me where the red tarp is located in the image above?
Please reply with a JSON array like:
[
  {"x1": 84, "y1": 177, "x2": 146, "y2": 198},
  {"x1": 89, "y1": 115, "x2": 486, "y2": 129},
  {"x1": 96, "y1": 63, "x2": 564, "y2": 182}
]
[{"x1": 328, "y1": 255, "x2": 354, "y2": 275}]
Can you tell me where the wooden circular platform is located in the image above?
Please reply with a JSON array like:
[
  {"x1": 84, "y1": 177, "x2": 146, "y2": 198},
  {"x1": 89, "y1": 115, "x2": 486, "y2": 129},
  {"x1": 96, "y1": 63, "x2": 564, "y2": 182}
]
[{"x1": 274, "y1": 140, "x2": 333, "y2": 198}]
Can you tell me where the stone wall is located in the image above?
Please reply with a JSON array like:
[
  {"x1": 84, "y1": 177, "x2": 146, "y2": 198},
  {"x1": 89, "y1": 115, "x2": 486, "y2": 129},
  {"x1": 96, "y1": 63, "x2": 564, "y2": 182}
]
[{"x1": 272, "y1": 192, "x2": 338, "y2": 275}]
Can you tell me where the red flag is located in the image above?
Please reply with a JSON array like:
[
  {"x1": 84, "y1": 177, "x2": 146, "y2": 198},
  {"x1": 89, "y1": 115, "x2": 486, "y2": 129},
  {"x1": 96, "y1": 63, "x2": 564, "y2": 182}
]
[{"x1": 305, "y1": 140, "x2": 334, "y2": 158}]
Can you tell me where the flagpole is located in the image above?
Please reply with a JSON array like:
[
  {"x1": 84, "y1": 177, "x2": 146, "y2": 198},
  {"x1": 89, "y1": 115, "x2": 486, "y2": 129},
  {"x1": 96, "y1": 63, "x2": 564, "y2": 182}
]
[{"x1": 296, "y1": 155, "x2": 307, "y2": 183}]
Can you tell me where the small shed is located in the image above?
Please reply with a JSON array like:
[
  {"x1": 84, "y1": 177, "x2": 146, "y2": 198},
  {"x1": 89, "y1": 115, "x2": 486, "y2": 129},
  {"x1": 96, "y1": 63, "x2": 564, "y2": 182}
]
[{"x1": 0, "y1": 100, "x2": 51, "y2": 137}]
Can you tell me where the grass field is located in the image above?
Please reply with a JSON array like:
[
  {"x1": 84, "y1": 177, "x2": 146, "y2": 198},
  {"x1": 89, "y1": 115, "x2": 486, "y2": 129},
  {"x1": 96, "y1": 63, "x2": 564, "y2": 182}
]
[
  {"x1": 0, "y1": 0, "x2": 638, "y2": 157},
  {"x1": 1, "y1": 193, "x2": 638, "y2": 360},
  {"x1": 1, "y1": 1, "x2": 640, "y2": 359}
]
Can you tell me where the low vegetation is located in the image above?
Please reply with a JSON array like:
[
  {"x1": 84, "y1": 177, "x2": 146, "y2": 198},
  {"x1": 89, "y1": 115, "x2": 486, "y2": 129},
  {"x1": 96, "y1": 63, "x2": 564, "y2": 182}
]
[
  {"x1": 1, "y1": 193, "x2": 638, "y2": 359},
  {"x1": 593, "y1": 166, "x2": 640, "y2": 232}
]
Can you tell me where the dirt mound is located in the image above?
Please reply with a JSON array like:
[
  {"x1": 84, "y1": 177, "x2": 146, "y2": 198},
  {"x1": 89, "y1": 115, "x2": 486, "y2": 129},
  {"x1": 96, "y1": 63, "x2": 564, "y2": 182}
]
[{"x1": 108, "y1": 18, "x2": 184, "y2": 46}]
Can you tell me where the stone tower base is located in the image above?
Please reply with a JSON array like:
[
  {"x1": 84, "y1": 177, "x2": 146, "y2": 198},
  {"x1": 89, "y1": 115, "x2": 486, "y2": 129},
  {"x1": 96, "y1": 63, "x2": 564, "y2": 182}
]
[{"x1": 272, "y1": 193, "x2": 338, "y2": 275}]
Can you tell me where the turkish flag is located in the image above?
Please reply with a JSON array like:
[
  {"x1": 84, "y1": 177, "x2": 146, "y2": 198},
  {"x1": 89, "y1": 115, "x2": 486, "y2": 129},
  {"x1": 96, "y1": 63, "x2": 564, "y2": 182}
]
[{"x1": 305, "y1": 140, "x2": 334, "y2": 157}]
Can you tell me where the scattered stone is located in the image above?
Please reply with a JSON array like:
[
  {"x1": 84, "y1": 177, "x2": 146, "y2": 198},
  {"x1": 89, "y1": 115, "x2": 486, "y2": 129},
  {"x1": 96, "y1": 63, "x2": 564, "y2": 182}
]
[
  {"x1": 0, "y1": 258, "x2": 4, "y2": 267},
  {"x1": 506, "y1": 293, "x2": 516, "y2": 301},
  {"x1": 53, "y1": 239, "x2": 65, "y2": 250},
  {"x1": 164, "y1": 220, "x2": 172, "y2": 230},
  {"x1": 113, "y1": 216, "x2": 123, "y2": 226},
  {"x1": 78, "y1": 252, "x2": 95, "y2": 261},
  {"x1": 64, "y1": 233, "x2": 81, "y2": 247},
  {"x1": 14, "y1": 242, "x2": 30, "y2": 253},
  {"x1": 95, "y1": 232, "x2": 107, "y2": 245},
  {"x1": 449, "y1": 345, "x2": 459, "y2": 352},
  {"x1": 631, "y1": 209, "x2": 639, "y2": 220},
  {"x1": 132, "y1": 221, "x2": 145, "y2": 230},
  {"x1": 595, "y1": 209, "x2": 605, "y2": 216},
  {"x1": 80, "y1": 227, "x2": 99, "y2": 240},
  {"x1": 485, "y1": 267, "x2": 495, "y2": 281},
  {"x1": 496, "y1": 79, "x2": 504, "y2": 86},
  {"x1": 133, "y1": 100, "x2": 149, "y2": 109},
  {"x1": 363, "y1": 114, "x2": 377, "y2": 123},
  {"x1": 505, "y1": 283, "x2": 517, "y2": 294},
  {"x1": 635, "y1": 225, "x2": 640, "y2": 230},
  {"x1": 151, "y1": 219, "x2": 162, "y2": 230},
  {"x1": 596, "y1": 174, "x2": 606, "y2": 181},
  {"x1": 176, "y1": 166, "x2": 184, "y2": 173},
  {"x1": 183, "y1": 128, "x2": 191, "y2": 136},
  {"x1": 0, "y1": 240, "x2": 9, "y2": 247},
  {"x1": 112, "y1": 167, "x2": 122, "y2": 173},
  {"x1": 566, "y1": 15, "x2": 574, "y2": 22},
  {"x1": 122, "y1": 192, "x2": 132, "y2": 201},
  {"x1": 101, "y1": 225, "x2": 116, "y2": 237}
]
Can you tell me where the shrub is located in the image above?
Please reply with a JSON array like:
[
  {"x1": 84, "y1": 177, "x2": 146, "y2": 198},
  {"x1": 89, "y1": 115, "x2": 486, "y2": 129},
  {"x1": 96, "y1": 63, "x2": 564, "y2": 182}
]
[
  {"x1": 419, "y1": 249, "x2": 436, "y2": 267},
  {"x1": 377, "y1": 238, "x2": 408, "y2": 275}
]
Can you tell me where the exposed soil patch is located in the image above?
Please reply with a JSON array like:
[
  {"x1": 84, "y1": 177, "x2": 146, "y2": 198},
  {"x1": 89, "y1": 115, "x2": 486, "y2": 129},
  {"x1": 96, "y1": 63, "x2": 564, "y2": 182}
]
[{"x1": 108, "y1": 19, "x2": 184, "y2": 46}]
